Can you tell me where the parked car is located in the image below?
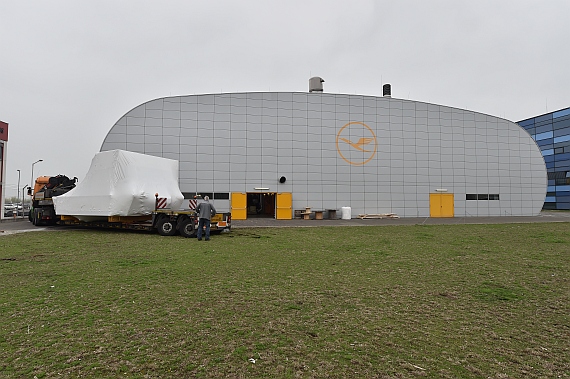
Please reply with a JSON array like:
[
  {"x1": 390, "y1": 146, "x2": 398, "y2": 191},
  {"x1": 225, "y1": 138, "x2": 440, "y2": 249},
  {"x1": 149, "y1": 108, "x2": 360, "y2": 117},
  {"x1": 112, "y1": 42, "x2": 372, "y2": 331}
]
[{"x1": 4, "y1": 204, "x2": 16, "y2": 217}]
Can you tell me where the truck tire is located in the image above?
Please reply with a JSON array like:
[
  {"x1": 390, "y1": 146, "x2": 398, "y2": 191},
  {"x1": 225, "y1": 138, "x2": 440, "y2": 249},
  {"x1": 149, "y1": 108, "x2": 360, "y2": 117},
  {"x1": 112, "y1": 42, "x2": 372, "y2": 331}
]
[
  {"x1": 178, "y1": 218, "x2": 195, "y2": 238},
  {"x1": 32, "y1": 209, "x2": 42, "y2": 226},
  {"x1": 157, "y1": 218, "x2": 177, "y2": 236}
]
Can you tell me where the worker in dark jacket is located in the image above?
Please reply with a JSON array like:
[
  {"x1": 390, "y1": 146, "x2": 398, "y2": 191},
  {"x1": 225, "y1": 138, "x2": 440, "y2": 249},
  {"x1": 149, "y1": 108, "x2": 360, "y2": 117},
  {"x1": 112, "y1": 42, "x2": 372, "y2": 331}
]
[{"x1": 195, "y1": 196, "x2": 216, "y2": 241}]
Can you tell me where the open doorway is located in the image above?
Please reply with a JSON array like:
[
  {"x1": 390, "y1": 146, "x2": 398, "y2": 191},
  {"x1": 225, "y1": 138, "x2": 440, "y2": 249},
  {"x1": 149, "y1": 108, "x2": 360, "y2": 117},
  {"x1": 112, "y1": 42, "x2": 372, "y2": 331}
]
[{"x1": 246, "y1": 192, "x2": 275, "y2": 218}]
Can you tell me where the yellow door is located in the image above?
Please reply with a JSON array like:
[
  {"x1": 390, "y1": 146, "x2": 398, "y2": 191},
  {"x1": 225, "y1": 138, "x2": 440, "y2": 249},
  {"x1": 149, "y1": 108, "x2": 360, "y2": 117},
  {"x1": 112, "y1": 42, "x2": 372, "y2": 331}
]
[
  {"x1": 276, "y1": 192, "x2": 292, "y2": 220},
  {"x1": 231, "y1": 192, "x2": 247, "y2": 220},
  {"x1": 430, "y1": 193, "x2": 454, "y2": 218}
]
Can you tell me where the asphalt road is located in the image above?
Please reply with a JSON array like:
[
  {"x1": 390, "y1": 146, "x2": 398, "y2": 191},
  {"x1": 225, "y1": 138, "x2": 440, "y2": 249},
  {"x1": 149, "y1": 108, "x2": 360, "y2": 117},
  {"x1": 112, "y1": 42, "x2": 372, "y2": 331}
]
[{"x1": 2, "y1": 211, "x2": 570, "y2": 236}]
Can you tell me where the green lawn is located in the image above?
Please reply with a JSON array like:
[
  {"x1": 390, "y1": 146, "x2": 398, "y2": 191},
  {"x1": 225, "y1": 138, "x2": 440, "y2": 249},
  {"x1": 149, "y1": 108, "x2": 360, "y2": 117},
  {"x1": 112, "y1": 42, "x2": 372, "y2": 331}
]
[{"x1": 1, "y1": 223, "x2": 569, "y2": 378}]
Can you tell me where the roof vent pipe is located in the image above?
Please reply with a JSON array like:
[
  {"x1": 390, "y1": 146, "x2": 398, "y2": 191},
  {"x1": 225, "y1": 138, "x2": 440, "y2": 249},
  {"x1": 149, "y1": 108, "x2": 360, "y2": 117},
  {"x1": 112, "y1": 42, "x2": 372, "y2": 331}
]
[
  {"x1": 309, "y1": 77, "x2": 324, "y2": 92},
  {"x1": 383, "y1": 84, "x2": 391, "y2": 98}
]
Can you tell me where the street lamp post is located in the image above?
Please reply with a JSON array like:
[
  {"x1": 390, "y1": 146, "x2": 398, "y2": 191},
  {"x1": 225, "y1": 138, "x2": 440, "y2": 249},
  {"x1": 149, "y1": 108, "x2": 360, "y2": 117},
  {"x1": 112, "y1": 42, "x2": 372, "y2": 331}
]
[
  {"x1": 30, "y1": 159, "x2": 43, "y2": 192},
  {"x1": 22, "y1": 185, "x2": 28, "y2": 219},
  {"x1": 16, "y1": 170, "x2": 20, "y2": 214}
]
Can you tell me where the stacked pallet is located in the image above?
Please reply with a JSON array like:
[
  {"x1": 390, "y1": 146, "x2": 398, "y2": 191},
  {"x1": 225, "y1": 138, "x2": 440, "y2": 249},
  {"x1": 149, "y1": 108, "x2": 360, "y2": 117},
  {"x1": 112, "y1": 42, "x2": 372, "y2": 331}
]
[{"x1": 357, "y1": 213, "x2": 399, "y2": 219}]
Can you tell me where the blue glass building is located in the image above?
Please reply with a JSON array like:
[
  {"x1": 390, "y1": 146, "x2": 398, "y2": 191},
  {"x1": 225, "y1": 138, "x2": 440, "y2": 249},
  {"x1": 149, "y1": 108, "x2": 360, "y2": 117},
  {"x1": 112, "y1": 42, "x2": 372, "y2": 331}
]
[{"x1": 518, "y1": 107, "x2": 570, "y2": 210}]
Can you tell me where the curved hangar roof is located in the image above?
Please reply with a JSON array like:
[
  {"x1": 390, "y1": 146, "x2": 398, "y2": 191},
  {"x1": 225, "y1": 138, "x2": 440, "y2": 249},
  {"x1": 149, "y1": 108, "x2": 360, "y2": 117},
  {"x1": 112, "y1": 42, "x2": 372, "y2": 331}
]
[{"x1": 101, "y1": 92, "x2": 546, "y2": 217}]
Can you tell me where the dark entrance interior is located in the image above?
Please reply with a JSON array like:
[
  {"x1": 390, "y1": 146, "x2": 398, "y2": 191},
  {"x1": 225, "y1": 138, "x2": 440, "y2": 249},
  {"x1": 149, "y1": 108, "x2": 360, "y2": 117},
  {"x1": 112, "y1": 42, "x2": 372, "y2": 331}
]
[{"x1": 246, "y1": 192, "x2": 275, "y2": 218}]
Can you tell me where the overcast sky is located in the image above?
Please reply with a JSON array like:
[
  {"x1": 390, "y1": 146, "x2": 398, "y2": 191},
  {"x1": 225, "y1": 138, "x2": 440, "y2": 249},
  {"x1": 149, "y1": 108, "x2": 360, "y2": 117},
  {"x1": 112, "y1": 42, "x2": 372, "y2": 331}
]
[{"x1": 1, "y1": 0, "x2": 569, "y2": 199}]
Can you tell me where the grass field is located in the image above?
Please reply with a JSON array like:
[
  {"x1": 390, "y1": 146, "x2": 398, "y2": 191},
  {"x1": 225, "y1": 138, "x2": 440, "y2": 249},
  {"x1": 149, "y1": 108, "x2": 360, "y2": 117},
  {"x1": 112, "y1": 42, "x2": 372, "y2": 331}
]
[{"x1": 1, "y1": 223, "x2": 569, "y2": 378}]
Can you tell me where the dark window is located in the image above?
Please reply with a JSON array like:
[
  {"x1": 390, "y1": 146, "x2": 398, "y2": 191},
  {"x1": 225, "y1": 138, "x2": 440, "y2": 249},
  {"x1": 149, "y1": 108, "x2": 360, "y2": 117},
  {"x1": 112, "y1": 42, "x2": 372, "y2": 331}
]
[
  {"x1": 553, "y1": 126, "x2": 570, "y2": 137},
  {"x1": 555, "y1": 153, "x2": 570, "y2": 162},
  {"x1": 183, "y1": 192, "x2": 230, "y2": 200},
  {"x1": 548, "y1": 171, "x2": 567, "y2": 180},
  {"x1": 466, "y1": 193, "x2": 499, "y2": 201},
  {"x1": 518, "y1": 119, "x2": 535, "y2": 127},
  {"x1": 555, "y1": 162, "x2": 570, "y2": 171},
  {"x1": 553, "y1": 141, "x2": 570, "y2": 149},
  {"x1": 554, "y1": 108, "x2": 570, "y2": 119},
  {"x1": 535, "y1": 124, "x2": 554, "y2": 134},
  {"x1": 555, "y1": 178, "x2": 570, "y2": 185},
  {"x1": 553, "y1": 118, "x2": 570, "y2": 130},
  {"x1": 546, "y1": 171, "x2": 566, "y2": 180},
  {"x1": 535, "y1": 121, "x2": 553, "y2": 129},
  {"x1": 535, "y1": 114, "x2": 553, "y2": 123},
  {"x1": 537, "y1": 139, "x2": 554, "y2": 147}
]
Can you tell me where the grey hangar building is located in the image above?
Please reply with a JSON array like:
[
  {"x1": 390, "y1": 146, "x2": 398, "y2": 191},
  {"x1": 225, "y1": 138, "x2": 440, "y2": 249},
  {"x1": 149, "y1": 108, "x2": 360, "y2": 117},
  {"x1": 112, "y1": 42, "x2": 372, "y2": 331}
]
[{"x1": 100, "y1": 79, "x2": 546, "y2": 220}]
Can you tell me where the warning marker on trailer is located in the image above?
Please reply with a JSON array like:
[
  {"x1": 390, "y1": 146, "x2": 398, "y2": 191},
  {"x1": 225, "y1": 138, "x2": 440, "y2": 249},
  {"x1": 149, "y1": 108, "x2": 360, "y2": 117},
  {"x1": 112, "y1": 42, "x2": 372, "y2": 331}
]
[{"x1": 156, "y1": 198, "x2": 168, "y2": 209}]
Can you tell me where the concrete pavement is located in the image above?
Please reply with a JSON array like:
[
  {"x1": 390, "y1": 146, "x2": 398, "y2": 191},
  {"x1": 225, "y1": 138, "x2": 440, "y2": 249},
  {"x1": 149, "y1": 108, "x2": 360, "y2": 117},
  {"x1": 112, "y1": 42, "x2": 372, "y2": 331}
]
[
  {"x1": 2, "y1": 211, "x2": 569, "y2": 236},
  {"x1": 0, "y1": 217, "x2": 47, "y2": 236},
  {"x1": 231, "y1": 210, "x2": 570, "y2": 228}
]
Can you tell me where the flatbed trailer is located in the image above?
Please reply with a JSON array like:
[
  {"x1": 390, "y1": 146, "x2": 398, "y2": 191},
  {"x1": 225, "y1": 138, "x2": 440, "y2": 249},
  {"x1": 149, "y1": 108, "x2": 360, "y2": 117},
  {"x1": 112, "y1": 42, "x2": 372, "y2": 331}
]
[{"x1": 57, "y1": 210, "x2": 231, "y2": 238}]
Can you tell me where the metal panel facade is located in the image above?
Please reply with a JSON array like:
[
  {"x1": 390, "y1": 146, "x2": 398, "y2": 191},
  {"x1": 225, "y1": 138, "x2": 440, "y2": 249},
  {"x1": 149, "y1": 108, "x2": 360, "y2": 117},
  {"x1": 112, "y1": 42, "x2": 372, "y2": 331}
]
[{"x1": 101, "y1": 93, "x2": 547, "y2": 218}]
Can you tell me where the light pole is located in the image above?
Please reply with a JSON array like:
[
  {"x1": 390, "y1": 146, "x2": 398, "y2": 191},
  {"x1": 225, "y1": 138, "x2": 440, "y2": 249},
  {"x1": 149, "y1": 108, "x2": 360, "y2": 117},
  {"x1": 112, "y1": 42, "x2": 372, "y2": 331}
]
[
  {"x1": 22, "y1": 185, "x2": 28, "y2": 219},
  {"x1": 30, "y1": 159, "x2": 43, "y2": 191},
  {"x1": 17, "y1": 169, "x2": 21, "y2": 204}
]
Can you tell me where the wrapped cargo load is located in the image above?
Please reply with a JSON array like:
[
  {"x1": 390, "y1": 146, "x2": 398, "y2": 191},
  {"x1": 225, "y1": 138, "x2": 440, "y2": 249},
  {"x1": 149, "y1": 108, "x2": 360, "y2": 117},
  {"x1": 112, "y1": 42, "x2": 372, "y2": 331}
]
[{"x1": 53, "y1": 150, "x2": 184, "y2": 220}]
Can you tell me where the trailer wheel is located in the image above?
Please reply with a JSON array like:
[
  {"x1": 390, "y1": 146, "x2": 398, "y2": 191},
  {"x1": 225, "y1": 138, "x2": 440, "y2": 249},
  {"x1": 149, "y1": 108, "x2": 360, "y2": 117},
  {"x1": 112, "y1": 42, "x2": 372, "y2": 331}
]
[
  {"x1": 157, "y1": 218, "x2": 177, "y2": 236},
  {"x1": 178, "y1": 218, "x2": 195, "y2": 238}
]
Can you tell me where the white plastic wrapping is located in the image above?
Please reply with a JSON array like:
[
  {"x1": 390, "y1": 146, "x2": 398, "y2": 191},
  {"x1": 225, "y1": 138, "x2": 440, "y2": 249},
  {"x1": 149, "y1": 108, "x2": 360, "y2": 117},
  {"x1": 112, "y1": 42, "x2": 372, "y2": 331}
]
[{"x1": 53, "y1": 150, "x2": 184, "y2": 219}]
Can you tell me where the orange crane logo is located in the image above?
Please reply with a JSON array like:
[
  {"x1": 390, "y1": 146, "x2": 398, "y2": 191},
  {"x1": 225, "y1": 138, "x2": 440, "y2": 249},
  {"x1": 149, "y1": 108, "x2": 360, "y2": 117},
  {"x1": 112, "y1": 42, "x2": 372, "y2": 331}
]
[
  {"x1": 336, "y1": 122, "x2": 377, "y2": 165},
  {"x1": 338, "y1": 137, "x2": 375, "y2": 152}
]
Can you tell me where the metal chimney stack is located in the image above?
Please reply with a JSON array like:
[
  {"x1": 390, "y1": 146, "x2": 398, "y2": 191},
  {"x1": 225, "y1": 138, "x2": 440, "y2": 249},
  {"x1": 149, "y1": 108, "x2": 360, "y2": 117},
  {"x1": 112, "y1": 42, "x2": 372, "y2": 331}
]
[
  {"x1": 383, "y1": 84, "x2": 391, "y2": 98},
  {"x1": 309, "y1": 77, "x2": 324, "y2": 92}
]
